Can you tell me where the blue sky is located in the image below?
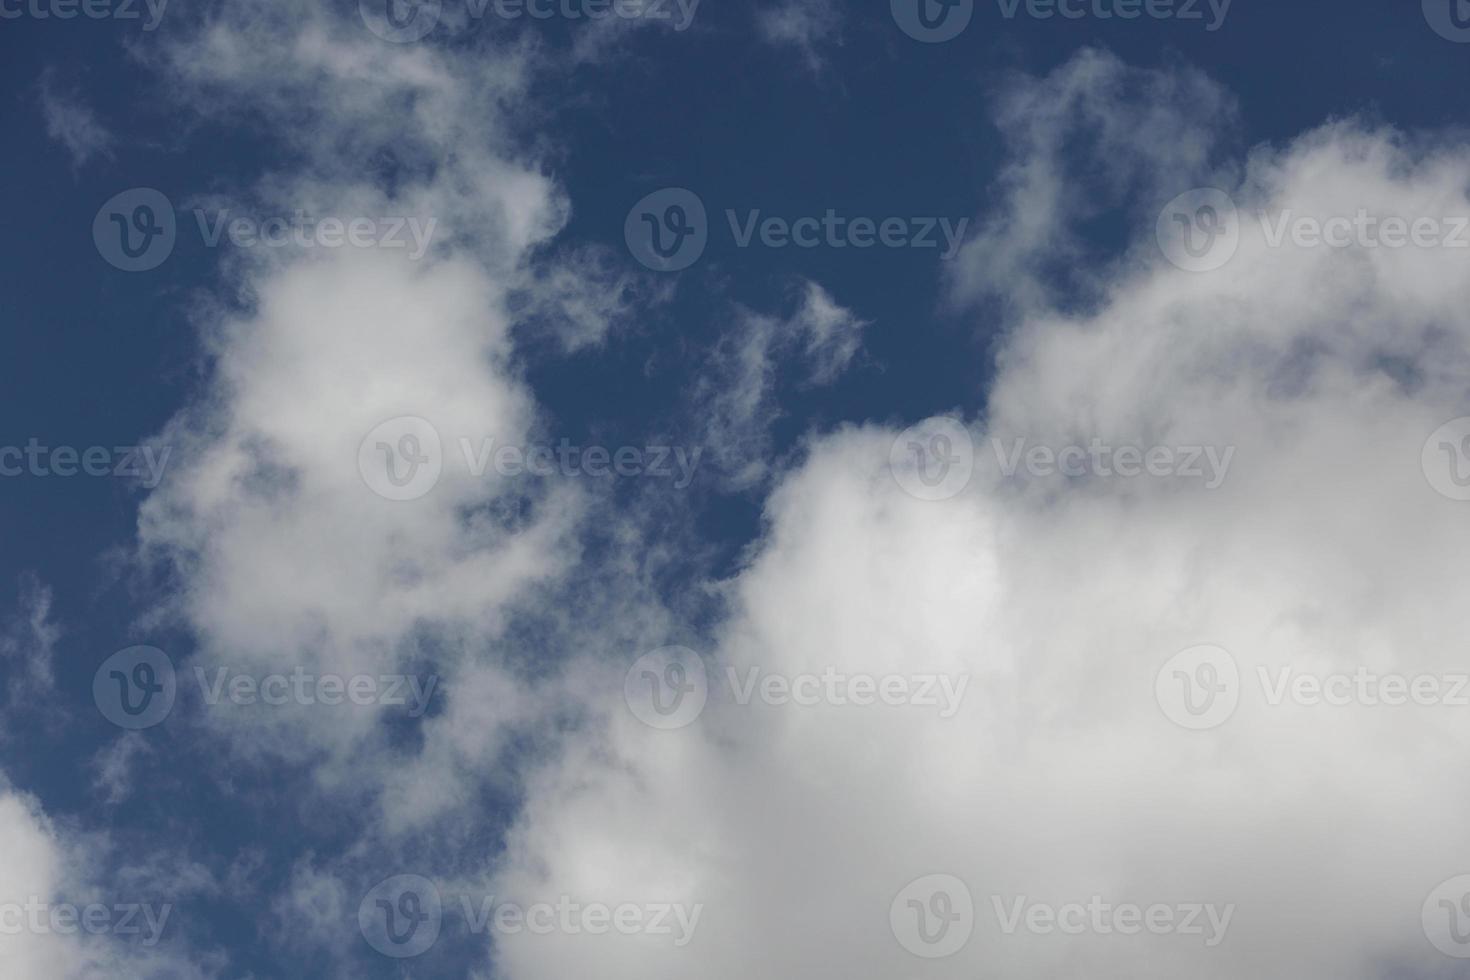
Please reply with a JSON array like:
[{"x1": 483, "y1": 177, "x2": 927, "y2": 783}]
[{"x1": 5, "y1": 0, "x2": 1470, "y2": 977}]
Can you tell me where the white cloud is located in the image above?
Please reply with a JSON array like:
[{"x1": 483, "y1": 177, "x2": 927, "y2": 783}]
[
  {"x1": 488, "y1": 56, "x2": 1470, "y2": 980},
  {"x1": 695, "y1": 281, "x2": 866, "y2": 488},
  {"x1": 945, "y1": 48, "x2": 1235, "y2": 314}
]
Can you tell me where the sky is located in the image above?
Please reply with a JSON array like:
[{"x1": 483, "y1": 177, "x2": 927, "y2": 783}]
[{"x1": 4, "y1": 0, "x2": 1470, "y2": 977}]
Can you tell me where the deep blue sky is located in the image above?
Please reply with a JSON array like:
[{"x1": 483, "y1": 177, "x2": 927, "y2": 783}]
[{"x1": 2, "y1": 0, "x2": 1468, "y2": 975}]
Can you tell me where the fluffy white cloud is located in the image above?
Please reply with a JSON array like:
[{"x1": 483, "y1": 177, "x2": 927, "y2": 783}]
[{"x1": 488, "y1": 55, "x2": 1470, "y2": 980}]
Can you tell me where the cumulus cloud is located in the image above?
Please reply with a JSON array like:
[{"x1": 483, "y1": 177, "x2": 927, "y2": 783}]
[{"x1": 488, "y1": 54, "x2": 1470, "y2": 980}]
